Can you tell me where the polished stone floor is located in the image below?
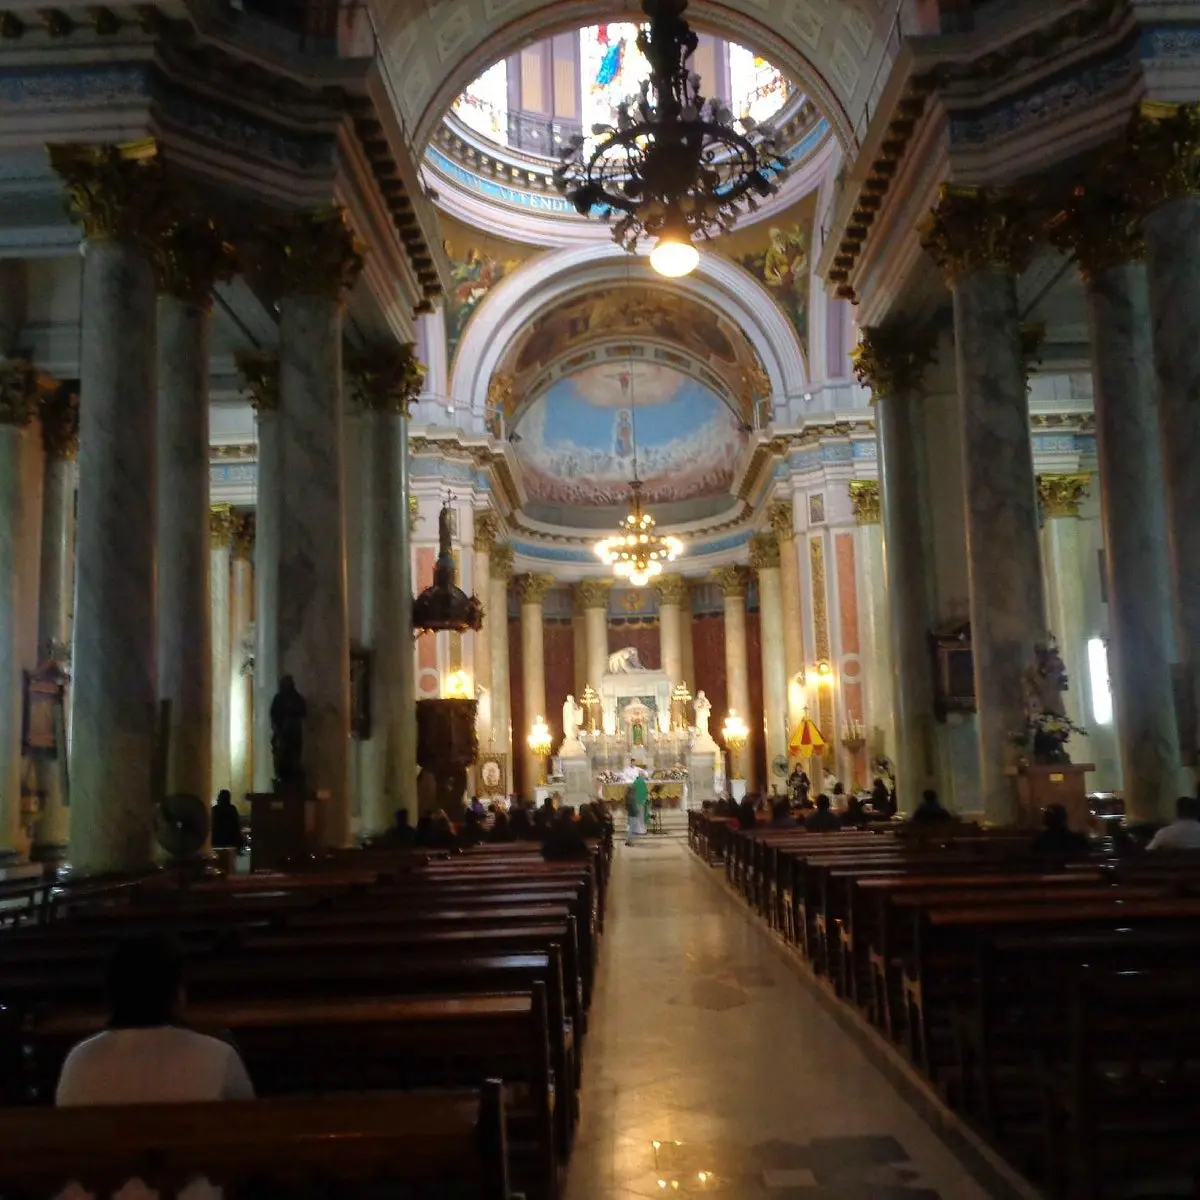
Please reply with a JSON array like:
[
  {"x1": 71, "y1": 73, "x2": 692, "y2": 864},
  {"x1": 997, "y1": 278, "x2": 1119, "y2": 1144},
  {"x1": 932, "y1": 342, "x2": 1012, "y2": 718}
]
[{"x1": 564, "y1": 821, "x2": 996, "y2": 1200}]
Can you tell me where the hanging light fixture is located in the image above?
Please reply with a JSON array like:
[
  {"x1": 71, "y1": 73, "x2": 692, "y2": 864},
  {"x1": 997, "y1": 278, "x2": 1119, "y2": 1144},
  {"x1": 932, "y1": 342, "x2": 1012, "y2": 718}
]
[
  {"x1": 594, "y1": 360, "x2": 684, "y2": 586},
  {"x1": 553, "y1": 0, "x2": 789, "y2": 276}
]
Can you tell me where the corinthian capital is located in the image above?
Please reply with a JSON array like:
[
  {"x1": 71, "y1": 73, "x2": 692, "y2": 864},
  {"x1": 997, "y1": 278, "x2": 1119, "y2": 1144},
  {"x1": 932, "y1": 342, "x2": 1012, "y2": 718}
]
[
  {"x1": 253, "y1": 207, "x2": 365, "y2": 301},
  {"x1": 713, "y1": 565, "x2": 750, "y2": 599},
  {"x1": 852, "y1": 324, "x2": 935, "y2": 400},
  {"x1": 749, "y1": 534, "x2": 781, "y2": 572},
  {"x1": 155, "y1": 214, "x2": 237, "y2": 308},
  {"x1": 1037, "y1": 473, "x2": 1090, "y2": 519},
  {"x1": 0, "y1": 359, "x2": 40, "y2": 427},
  {"x1": 1127, "y1": 101, "x2": 1200, "y2": 210},
  {"x1": 491, "y1": 543, "x2": 515, "y2": 582},
  {"x1": 233, "y1": 512, "x2": 256, "y2": 559},
  {"x1": 346, "y1": 342, "x2": 425, "y2": 415},
  {"x1": 235, "y1": 351, "x2": 280, "y2": 414},
  {"x1": 40, "y1": 383, "x2": 79, "y2": 459},
  {"x1": 768, "y1": 500, "x2": 794, "y2": 542},
  {"x1": 518, "y1": 573, "x2": 555, "y2": 606},
  {"x1": 47, "y1": 139, "x2": 167, "y2": 244},
  {"x1": 848, "y1": 480, "x2": 881, "y2": 525},
  {"x1": 474, "y1": 510, "x2": 502, "y2": 552},
  {"x1": 653, "y1": 575, "x2": 688, "y2": 606},
  {"x1": 210, "y1": 503, "x2": 236, "y2": 547},
  {"x1": 919, "y1": 183, "x2": 1037, "y2": 282},
  {"x1": 576, "y1": 579, "x2": 613, "y2": 611}
]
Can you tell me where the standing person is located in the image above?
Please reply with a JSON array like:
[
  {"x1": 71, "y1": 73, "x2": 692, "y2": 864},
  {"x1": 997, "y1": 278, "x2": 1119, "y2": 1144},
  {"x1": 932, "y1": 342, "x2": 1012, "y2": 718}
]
[
  {"x1": 210, "y1": 790, "x2": 242, "y2": 851},
  {"x1": 625, "y1": 765, "x2": 649, "y2": 846}
]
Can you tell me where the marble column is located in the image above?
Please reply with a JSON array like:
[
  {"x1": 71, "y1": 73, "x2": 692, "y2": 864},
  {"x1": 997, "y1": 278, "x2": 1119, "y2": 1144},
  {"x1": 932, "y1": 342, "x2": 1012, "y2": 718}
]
[
  {"x1": 155, "y1": 220, "x2": 232, "y2": 814},
  {"x1": 490, "y1": 544, "x2": 514, "y2": 788},
  {"x1": 209, "y1": 504, "x2": 234, "y2": 797},
  {"x1": 579, "y1": 580, "x2": 613, "y2": 698},
  {"x1": 348, "y1": 343, "x2": 421, "y2": 835},
  {"x1": 473, "y1": 510, "x2": 500, "y2": 748},
  {"x1": 519, "y1": 573, "x2": 554, "y2": 796},
  {"x1": 769, "y1": 502, "x2": 805, "y2": 748},
  {"x1": 33, "y1": 384, "x2": 78, "y2": 856},
  {"x1": 714, "y1": 566, "x2": 753, "y2": 785},
  {"x1": 750, "y1": 536, "x2": 789, "y2": 782},
  {"x1": 654, "y1": 575, "x2": 686, "y2": 685},
  {"x1": 1131, "y1": 104, "x2": 1200, "y2": 768},
  {"x1": 262, "y1": 209, "x2": 363, "y2": 847},
  {"x1": 854, "y1": 326, "x2": 939, "y2": 813},
  {"x1": 922, "y1": 186, "x2": 1045, "y2": 823},
  {"x1": 51, "y1": 142, "x2": 164, "y2": 874},
  {"x1": 230, "y1": 517, "x2": 254, "y2": 804},
  {"x1": 0, "y1": 362, "x2": 38, "y2": 858},
  {"x1": 1050, "y1": 179, "x2": 1187, "y2": 817},
  {"x1": 237, "y1": 354, "x2": 280, "y2": 794}
]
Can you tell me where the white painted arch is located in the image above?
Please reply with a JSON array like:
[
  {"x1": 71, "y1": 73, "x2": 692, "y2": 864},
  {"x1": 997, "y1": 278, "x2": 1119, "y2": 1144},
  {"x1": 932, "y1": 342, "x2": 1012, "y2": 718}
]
[{"x1": 449, "y1": 242, "x2": 810, "y2": 418}]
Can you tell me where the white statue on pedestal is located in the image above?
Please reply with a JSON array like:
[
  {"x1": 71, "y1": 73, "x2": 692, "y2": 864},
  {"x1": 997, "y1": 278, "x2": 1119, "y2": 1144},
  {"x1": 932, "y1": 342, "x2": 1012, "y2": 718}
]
[
  {"x1": 694, "y1": 690, "x2": 712, "y2": 736},
  {"x1": 562, "y1": 694, "x2": 583, "y2": 741}
]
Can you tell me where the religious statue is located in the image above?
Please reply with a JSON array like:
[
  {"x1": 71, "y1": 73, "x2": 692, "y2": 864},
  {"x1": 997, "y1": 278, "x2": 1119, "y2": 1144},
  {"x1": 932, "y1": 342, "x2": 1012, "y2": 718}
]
[
  {"x1": 562, "y1": 694, "x2": 584, "y2": 741},
  {"x1": 608, "y1": 646, "x2": 645, "y2": 674},
  {"x1": 1019, "y1": 636, "x2": 1084, "y2": 764},
  {"x1": 270, "y1": 675, "x2": 307, "y2": 788},
  {"x1": 693, "y1": 690, "x2": 712, "y2": 737}
]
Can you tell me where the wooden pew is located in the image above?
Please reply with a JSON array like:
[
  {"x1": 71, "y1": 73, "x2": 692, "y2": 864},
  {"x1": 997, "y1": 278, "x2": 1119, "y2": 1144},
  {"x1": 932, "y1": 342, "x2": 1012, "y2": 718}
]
[{"x1": 0, "y1": 1086, "x2": 513, "y2": 1199}]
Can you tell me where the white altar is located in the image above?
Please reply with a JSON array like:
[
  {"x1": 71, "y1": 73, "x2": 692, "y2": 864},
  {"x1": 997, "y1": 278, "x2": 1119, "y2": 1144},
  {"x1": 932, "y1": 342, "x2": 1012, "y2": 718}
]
[{"x1": 599, "y1": 663, "x2": 673, "y2": 744}]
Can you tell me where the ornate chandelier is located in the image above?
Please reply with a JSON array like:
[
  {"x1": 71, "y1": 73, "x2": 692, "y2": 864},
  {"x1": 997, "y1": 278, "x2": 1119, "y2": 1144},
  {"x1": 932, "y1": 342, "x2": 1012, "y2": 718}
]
[
  {"x1": 553, "y1": 0, "x2": 788, "y2": 277},
  {"x1": 595, "y1": 480, "x2": 684, "y2": 587}
]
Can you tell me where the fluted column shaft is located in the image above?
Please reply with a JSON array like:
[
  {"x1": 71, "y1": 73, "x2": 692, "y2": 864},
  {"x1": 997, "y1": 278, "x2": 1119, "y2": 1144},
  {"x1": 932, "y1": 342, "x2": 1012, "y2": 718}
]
[
  {"x1": 157, "y1": 292, "x2": 214, "y2": 810},
  {"x1": 210, "y1": 507, "x2": 233, "y2": 797},
  {"x1": 519, "y1": 575, "x2": 553, "y2": 797},
  {"x1": 757, "y1": 565, "x2": 789, "y2": 779},
  {"x1": 715, "y1": 568, "x2": 752, "y2": 784},
  {"x1": 770, "y1": 504, "x2": 805, "y2": 744},
  {"x1": 655, "y1": 576, "x2": 686, "y2": 685},
  {"x1": 473, "y1": 511, "x2": 499, "y2": 749},
  {"x1": 490, "y1": 545, "x2": 513, "y2": 789},
  {"x1": 229, "y1": 529, "x2": 254, "y2": 803},
  {"x1": 33, "y1": 387, "x2": 78, "y2": 855}
]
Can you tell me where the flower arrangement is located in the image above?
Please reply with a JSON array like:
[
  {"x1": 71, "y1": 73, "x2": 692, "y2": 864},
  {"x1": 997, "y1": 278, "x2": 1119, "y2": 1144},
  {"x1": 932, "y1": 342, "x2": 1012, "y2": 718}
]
[{"x1": 652, "y1": 767, "x2": 689, "y2": 781}]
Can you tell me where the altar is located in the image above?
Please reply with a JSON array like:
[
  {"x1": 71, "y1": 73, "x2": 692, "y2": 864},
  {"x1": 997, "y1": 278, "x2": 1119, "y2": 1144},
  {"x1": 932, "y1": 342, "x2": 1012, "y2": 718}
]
[{"x1": 598, "y1": 661, "x2": 673, "y2": 743}]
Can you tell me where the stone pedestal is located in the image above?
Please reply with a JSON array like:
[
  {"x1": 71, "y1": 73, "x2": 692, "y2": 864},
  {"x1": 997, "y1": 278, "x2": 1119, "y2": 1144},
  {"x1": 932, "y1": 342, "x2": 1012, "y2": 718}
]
[
  {"x1": 1013, "y1": 763, "x2": 1095, "y2": 832},
  {"x1": 560, "y1": 751, "x2": 591, "y2": 808},
  {"x1": 688, "y1": 749, "x2": 717, "y2": 804}
]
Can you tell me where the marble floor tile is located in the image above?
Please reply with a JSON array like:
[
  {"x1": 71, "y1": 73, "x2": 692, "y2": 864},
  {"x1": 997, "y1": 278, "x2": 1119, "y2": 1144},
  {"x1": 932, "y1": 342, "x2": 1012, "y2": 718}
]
[{"x1": 565, "y1": 824, "x2": 998, "y2": 1200}]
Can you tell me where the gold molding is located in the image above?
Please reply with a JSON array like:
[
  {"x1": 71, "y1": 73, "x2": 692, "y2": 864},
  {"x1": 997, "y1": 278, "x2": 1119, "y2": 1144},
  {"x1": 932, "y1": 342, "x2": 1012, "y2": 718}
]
[
  {"x1": 919, "y1": 183, "x2": 1038, "y2": 283},
  {"x1": 810, "y1": 536, "x2": 830, "y2": 662},
  {"x1": 1046, "y1": 175, "x2": 1144, "y2": 282},
  {"x1": 232, "y1": 511, "x2": 255, "y2": 559},
  {"x1": 491, "y1": 543, "x2": 514, "y2": 582},
  {"x1": 1037, "y1": 473, "x2": 1091, "y2": 519},
  {"x1": 848, "y1": 480, "x2": 881, "y2": 526}
]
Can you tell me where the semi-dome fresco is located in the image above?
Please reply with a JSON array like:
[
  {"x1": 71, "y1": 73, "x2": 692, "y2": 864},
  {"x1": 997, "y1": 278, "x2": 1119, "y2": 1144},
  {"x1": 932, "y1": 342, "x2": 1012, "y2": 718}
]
[{"x1": 514, "y1": 362, "x2": 745, "y2": 516}]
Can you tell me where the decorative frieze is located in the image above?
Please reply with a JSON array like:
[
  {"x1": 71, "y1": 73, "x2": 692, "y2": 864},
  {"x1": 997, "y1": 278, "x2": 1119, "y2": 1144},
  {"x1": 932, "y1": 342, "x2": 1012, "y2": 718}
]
[
  {"x1": 0, "y1": 358, "x2": 40, "y2": 427},
  {"x1": 155, "y1": 214, "x2": 236, "y2": 309},
  {"x1": 253, "y1": 207, "x2": 365, "y2": 301},
  {"x1": 1037, "y1": 473, "x2": 1091, "y2": 519},
  {"x1": 852, "y1": 324, "x2": 935, "y2": 400},
  {"x1": 517, "y1": 573, "x2": 555, "y2": 606},
  {"x1": 848, "y1": 480, "x2": 881, "y2": 525},
  {"x1": 919, "y1": 183, "x2": 1038, "y2": 282},
  {"x1": 40, "y1": 383, "x2": 79, "y2": 459},
  {"x1": 47, "y1": 139, "x2": 167, "y2": 244},
  {"x1": 346, "y1": 342, "x2": 425, "y2": 415},
  {"x1": 749, "y1": 534, "x2": 781, "y2": 572},
  {"x1": 713, "y1": 565, "x2": 750, "y2": 599},
  {"x1": 234, "y1": 351, "x2": 280, "y2": 414}
]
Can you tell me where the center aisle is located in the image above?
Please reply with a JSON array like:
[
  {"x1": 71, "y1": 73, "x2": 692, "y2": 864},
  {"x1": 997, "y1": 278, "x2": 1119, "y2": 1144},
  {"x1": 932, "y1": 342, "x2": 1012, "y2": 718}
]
[{"x1": 566, "y1": 819, "x2": 995, "y2": 1199}]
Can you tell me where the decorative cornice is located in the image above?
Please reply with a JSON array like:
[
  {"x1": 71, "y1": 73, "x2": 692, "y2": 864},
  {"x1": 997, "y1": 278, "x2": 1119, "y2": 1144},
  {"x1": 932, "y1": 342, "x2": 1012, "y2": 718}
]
[
  {"x1": 848, "y1": 480, "x2": 881, "y2": 526},
  {"x1": 0, "y1": 358, "x2": 40, "y2": 427},
  {"x1": 155, "y1": 214, "x2": 236, "y2": 309},
  {"x1": 491, "y1": 542, "x2": 514, "y2": 582},
  {"x1": 252, "y1": 207, "x2": 365, "y2": 301},
  {"x1": 40, "y1": 382, "x2": 79, "y2": 458},
  {"x1": 346, "y1": 342, "x2": 425, "y2": 415},
  {"x1": 768, "y1": 500, "x2": 794, "y2": 542},
  {"x1": 1038, "y1": 473, "x2": 1091, "y2": 519},
  {"x1": 749, "y1": 533, "x2": 781, "y2": 572},
  {"x1": 712, "y1": 565, "x2": 750, "y2": 600},
  {"x1": 209, "y1": 503, "x2": 235, "y2": 548},
  {"x1": 517, "y1": 572, "x2": 555, "y2": 606},
  {"x1": 653, "y1": 575, "x2": 688, "y2": 607},
  {"x1": 47, "y1": 138, "x2": 167, "y2": 244},
  {"x1": 852, "y1": 325, "x2": 936, "y2": 401},
  {"x1": 474, "y1": 509, "x2": 502, "y2": 552},
  {"x1": 232, "y1": 511, "x2": 255, "y2": 559},
  {"x1": 234, "y1": 351, "x2": 279, "y2": 414},
  {"x1": 211, "y1": 442, "x2": 257, "y2": 461},
  {"x1": 920, "y1": 184, "x2": 1038, "y2": 283}
]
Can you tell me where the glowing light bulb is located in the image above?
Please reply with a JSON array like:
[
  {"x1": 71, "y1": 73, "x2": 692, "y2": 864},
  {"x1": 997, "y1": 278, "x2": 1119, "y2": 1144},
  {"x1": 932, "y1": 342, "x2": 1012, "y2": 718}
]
[{"x1": 650, "y1": 234, "x2": 700, "y2": 277}]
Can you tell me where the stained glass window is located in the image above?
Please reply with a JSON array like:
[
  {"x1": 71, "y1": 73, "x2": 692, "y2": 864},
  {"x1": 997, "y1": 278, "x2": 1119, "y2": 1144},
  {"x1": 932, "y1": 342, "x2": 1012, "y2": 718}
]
[
  {"x1": 580, "y1": 23, "x2": 650, "y2": 140},
  {"x1": 728, "y1": 43, "x2": 788, "y2": 123},
  {"x1": 453, "y1": 57, "x2": 509, "y2": 142}
]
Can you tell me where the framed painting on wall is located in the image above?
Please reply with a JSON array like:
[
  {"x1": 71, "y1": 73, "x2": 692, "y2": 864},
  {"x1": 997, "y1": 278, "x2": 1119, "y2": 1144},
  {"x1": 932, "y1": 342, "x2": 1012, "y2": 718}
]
[{"x1": 477, "y1": 752, "x2": 507, "y2": 798}]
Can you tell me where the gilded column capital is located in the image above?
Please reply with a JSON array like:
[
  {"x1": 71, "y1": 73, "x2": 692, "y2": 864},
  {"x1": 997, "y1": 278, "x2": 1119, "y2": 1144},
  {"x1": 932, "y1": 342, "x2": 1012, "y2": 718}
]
[
  {"x1": 254, "y1": 207, "x2": 365, "y2": 301},
  {"x1": 40, "y1": 383, "x2": 79, "y2": 458},
  {"x1": 518, "y1": 573, "x2": 555, "y2": 606},
  {"x1": 848, "y1": 480, "x2": 881, "y2": 525},
  {"x1": 0, "y1": 358, "x2": 42, "y2": 427},
  {"x1": 1046, "y1": 176, "x2": 1144, "y2": 281},
  {"x1": 210, "y1": 503, "x2": 236, "y2": 547},
  {"x1": 1037, "y1": 473, "x2": 1090, "y2": 519},
  {"x1": 474, "y1": 510, "x2": 502, "y2": 552},
  {"x1": 1127, "y1": 101, "x2": 1200, "y2": 209},
  {"x1": 768, "y1": 500, "x2": 795, "y2": 542},
  {"x1": 234, "y1": 351, "x2": 280, "y2": 414},
  {"x1": 487, "y1": 373, "x2": 515, "y2": 416},
  {"x1": 712, "y1": 565, "x2": 750, "y2": 599},
  {"x1": 407, "y1": 494, "x2": 419, "y2": 535},
  {"x1": 346, "y1": 341, "x2": 425, "y2": 415},
  {"x1": 47, "y1": 139, "x2": 167, "y2": 244},
  {"x1": 576, "y1": 579, "x2": 613, "y2": 612},
  {"x1": 491, "y1": 542, "x2": 515, "y2": 582},
  {"x1": 232, "y1": 512, "x2": 256, "y2": 560},
  {"x1": 749, "y1": 534, "x2": 781, "y2": 572},
  {"x1": 653, "y1": 574, "x2": 688, "y2": 606},
  {"x1": 852, "y1": 324, "x2": 936, "y2": 400},
  {"x1": 919, "y1": 183, "x2": 1037, "y2": 283},
  {"x1": 155, "y1": 215, "x2": 237, "y2": 309}
]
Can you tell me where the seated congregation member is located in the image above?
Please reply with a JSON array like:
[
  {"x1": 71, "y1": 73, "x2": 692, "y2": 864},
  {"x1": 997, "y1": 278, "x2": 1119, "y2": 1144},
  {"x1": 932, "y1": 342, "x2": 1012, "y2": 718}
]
[
  {"x1": 737, "y1": 794, "x2": 759, "y2": 832},
  {"x1": 420, "y1": 809, "x2": 459, "y2": 850},
  {"x1": 376, "y1": 808, "x2": 416, "y2": 848},
  {"x1": 1148, "y1": 795, "x2": 1200, "y2": 850},
  {"x1": 1030, "y1": 803, "x2": 1090, "y2": 860},
  {"x1": 577, "y1": 803, "x2": 604, "y2": 839},
  {"x1": 542, "y1": 809, "x2": 591, "y2": 862},
  {"x1": 870, "y1": 776, "x2": 895, "y2": 817},
  {"x1": 209, "y1": 790, "x2": 242, "y2": 851},
  {"x1": 803, "y1": 793, "x2": 842, "y2": 832},
  {"x1": 843, "y1": 794, "x2": 869, "y2": 829},
  {"x1": 908, "y1": 789, "x2": 953, "y2": 826},
  {"x1": 769, "y1": 797, "x2": 796, "y2": 829},
  {"x1": 458, "y1": 807, "x2": 485, "y2": 848},
  {"x1": 510, "y1": 804, "x2": 536, "y2": 840},
  {"x1": 489, "y1": 809, "x2": 517, "y2": 842}
]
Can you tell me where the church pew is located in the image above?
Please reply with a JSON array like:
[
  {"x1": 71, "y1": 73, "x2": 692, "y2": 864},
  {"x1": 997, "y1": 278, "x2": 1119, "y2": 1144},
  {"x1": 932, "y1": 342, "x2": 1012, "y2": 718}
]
[
  {"x1": 27, "y1": 990, "x2": 559, "y2": 1199},
  {"x1": 0, "y1": 1085, "x2": 514, "y2": 1200}
]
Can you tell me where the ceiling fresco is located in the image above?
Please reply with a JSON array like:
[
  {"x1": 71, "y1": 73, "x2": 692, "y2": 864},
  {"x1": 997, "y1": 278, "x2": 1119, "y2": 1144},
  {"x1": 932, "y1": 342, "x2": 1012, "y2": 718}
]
[
  {"x1": 492, "y1": 285, "x2": 769, "y2": 426},
  {"x1": 513, "y1": 360, "x2": 746, "y2": 512}
]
